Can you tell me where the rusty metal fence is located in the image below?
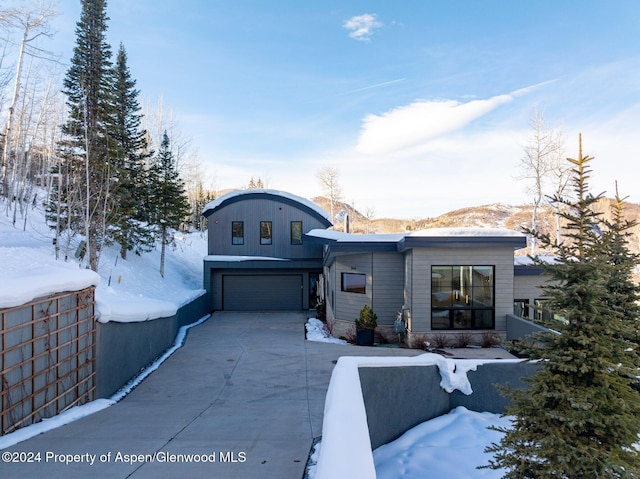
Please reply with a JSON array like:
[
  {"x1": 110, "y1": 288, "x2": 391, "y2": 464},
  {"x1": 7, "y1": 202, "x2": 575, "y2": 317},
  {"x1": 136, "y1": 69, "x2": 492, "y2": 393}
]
[{"x1": 1, "y1": 287, "x2": 96, "y2": 435}]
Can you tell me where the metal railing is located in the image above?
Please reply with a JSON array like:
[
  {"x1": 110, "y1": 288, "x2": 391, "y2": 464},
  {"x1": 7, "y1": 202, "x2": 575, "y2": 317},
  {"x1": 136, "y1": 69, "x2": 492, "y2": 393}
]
[{"x1": 1, "y1": 287, "x2": 96, "y2": 435}]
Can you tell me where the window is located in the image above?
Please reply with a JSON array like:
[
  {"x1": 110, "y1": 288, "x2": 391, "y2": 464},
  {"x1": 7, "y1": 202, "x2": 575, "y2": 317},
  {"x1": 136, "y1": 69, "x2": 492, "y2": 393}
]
[
  {"x1": 514, "y1": 299, "x2": 530, "y2": 318},
  {"x1": 232, "y1": 221, "x2": 244, "y2": 245},
  {"x1": 342, "y1": 273, "x2": 366, "y2": 294},
  {"x1": 291, "y1": 221, "x2": 303, "y2": 245},
  {"x1": 431, "y1": 266, "x2": 495, "y2": 330},
  {"x1": 260, "y1": 221, "x2": 272, "y2": 245}
]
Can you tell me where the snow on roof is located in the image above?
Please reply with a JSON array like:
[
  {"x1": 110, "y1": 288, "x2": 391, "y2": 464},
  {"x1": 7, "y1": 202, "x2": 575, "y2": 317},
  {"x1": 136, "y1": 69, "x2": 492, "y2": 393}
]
[
  {"x1": 0, "y1": 266, "x2": 100, "y2": 309},
  {"x1": 306, "y1": 229, "x2": 404, "y2": 243},
  {"x1": 409, "y1": 227, "x2": 525, "y2": 238},
  {"x1": 306, "y1": 227, "x2": 525, "y2": 246},
  {"x1": 202, "y1": 188, "x2": 331, "y2": 222},
  {"x1": 204, "y1": 255, "x2": 290, "y2": 262}
]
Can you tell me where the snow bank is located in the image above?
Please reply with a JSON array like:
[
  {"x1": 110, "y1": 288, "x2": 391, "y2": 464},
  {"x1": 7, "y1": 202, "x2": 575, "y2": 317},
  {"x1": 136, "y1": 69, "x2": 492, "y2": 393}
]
[
  {"x1": 0, "y1": 203, "x2": 206, "y2": 323},
  {"x1": 373, "y1": 406, "x2": 512, "y2": 479},
  {"x1": 314, "y1": 354, "x2": 502, "y2": 479},
  {"x1": 0, "y1": 265, "x2": 100, "y2": 309},
  {"x1": 305, "y1": 318, "x2": 348, "y2": 344}
]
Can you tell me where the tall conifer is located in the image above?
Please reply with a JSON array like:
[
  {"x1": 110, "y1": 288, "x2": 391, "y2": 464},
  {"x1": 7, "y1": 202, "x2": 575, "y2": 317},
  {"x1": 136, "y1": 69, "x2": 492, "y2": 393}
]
[
  {"x1": 60, "y1": 0, "x2": 114, "y2": 271},
  {"x1": 109, "y1": 43, "x2": 154, "y2": 258},
  {"x1": 485, "y1": 136, "x2": 640, "y2": 478},
  {"x1": 149, "y1": 131, "x2": 190, "y2": 277}
]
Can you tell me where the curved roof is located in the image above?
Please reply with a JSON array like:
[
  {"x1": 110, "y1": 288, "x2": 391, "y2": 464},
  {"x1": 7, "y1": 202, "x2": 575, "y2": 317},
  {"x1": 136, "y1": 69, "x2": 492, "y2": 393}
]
[{"x1": 202, "y1": 189, "x2": 332, "y2": 227}]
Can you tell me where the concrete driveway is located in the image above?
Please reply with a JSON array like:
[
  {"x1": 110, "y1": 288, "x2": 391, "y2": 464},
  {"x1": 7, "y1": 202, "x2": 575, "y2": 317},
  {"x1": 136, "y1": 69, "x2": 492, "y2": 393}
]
[{"x1": 1, "y1": 312, "x2": 422, "y2": 479}]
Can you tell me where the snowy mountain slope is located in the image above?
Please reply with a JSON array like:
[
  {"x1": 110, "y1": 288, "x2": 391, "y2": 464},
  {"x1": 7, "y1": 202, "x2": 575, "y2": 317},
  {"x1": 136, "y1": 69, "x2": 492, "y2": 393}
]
[{"x1": 0, "y1": 199, "x2": 206, "y2": 322}]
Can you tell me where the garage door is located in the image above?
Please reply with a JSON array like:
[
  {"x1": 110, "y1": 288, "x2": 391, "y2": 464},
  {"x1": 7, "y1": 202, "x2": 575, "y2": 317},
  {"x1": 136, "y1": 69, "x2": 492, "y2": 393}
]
[{"x1": 222, "y1": 275, "x2": 303, "y2": 311}]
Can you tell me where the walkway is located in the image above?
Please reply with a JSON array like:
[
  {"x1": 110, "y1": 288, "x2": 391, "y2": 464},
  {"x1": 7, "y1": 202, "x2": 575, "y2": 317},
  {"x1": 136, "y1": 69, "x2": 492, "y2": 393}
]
[{"x1": 1, "y1": 312, "x2": 422, "y2": 479}]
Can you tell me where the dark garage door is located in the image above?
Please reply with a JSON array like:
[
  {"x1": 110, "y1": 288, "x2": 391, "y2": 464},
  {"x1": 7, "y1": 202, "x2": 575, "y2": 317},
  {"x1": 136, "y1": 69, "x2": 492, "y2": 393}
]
[{"x1": 222, "y1": 275, "x2": 303, "y2": 311}]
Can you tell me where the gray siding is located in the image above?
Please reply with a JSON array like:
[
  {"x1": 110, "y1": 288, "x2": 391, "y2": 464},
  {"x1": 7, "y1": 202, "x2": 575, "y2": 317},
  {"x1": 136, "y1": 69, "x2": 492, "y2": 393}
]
[
  {"x1": 409, "y1": 247, "x2": 516, "y2": 333},
  {"x1": 372, "y1": 252, "x2": 405, "y2": 325},
  {"x1": 207, "y1": 197, "x2": 326, "y2": 259},
  {"x1": 334, "y1": 253, "x2": 372, "y2": 323},
  {"x1": 514, "y1": 273, "x2": 551, "y2": 316}
]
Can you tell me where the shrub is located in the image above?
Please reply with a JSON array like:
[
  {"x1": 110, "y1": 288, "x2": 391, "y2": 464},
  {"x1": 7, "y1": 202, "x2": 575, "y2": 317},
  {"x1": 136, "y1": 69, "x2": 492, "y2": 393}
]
[
  {"x1": 453, "y1": 331, "x2": 474, "y2": 348},
  {"x1": 355, "y1": 305, "x2": 377, "y2": 330},
  {"x1": 428, "y1": 333, "x2": 451, "y2": 349}
]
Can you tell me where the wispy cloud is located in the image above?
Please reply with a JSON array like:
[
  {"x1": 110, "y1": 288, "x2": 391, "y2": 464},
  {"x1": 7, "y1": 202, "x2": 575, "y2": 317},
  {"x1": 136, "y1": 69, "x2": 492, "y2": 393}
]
[
  {"x1": 355, "y1": 83, "x2": 548, "y2": 155},
  {"x1": 343, "y1": 13, "x2": 382, "y2": 42},
  {"x1": 347, "y1": 78, "x2": 406, "y2": 94}
]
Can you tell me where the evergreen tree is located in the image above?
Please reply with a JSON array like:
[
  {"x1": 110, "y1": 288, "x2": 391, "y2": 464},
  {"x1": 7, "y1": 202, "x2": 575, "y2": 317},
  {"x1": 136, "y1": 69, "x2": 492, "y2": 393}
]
[
  {"x1": 150, "y1": 131, "x2": 190, "y2": 277},
  {"x1": 109, "y1": 43, "x2": 154, "y2": 259},
  {"x1": 485, "y1": 136, "x2": 640, "y2": 478},
  {"x1": 59, "y1": 0, "x2": 114, "y2": 271},
  {"x1": 602, "y1": 185, "x2": 640, "y2": 386}
]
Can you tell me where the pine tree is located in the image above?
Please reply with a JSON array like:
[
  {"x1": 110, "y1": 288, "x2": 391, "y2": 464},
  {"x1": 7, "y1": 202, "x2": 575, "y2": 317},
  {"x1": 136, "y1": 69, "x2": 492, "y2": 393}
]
[
  {"x1": 485, "y1": 136, "x2": 640, "y2": 478},
  {"x1": 149, "y1": 131, "x2": 190, "y2": 277},
  {"x1": 59, "y1": 0, "x2": 114, "y2": 271},
  {"x1": 602, "y1": 185, "x2": 640, "y2": 387},
  {"x1": 109, "y1": 43, "x2": 154, "y2": 259}
]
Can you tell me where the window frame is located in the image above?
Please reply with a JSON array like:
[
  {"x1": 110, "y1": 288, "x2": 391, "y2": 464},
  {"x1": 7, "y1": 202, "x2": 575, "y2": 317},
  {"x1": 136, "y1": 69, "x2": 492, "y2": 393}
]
[
  {"x1": 431, "y1": 265, "x2": 495, "y2": 330},
  {"x1": 291, "y1": 221, "x2": 303, "y2": 245},
  {"x1": 260, "y1": 221, "x2": 272, "y2": 245},
  {"x1": 341, "y1": 272, "x2": 366, "y2": 294},
  {"x1": 231, "y1": 221, "x2": 244, "y2": 245}
]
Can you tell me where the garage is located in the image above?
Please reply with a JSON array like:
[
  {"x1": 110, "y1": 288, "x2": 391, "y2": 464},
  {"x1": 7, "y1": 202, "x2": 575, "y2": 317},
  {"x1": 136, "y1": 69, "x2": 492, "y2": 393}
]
[{"x1": 222, "y1": 274, "x2": 303, "y2": 311}]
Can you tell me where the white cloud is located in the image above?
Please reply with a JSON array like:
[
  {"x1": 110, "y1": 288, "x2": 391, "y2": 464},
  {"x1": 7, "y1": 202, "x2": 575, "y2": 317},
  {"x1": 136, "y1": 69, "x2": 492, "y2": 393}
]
[
  {"x1": 355, "y1": 84, "x2": 546, "y2": 155},
  {"x1": 343, "y1": 13, "x2": 382, "y2": 41}
]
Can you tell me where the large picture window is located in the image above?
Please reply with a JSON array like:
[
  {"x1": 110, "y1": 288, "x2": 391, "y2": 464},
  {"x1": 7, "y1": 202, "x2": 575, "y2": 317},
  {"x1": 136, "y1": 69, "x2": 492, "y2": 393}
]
[
  {"x1": 341, "y1": 273, "x2": 366, "y2": 294},
  {"x1": 232, "y1": 221, "x2": 244, "y2": 245},
  {"x1": 291, "y1": 221, "x2": 303, "y2": 245},
  {"x1": 260, "y1": 221, "x2": 272, "y2": 245},
  {"x1": 431, "y1": 265, "x2": 494, "y2": 330}
]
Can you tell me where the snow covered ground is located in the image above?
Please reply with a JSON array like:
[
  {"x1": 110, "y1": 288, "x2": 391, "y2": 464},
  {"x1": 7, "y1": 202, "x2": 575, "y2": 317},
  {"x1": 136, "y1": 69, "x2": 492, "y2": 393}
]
[
  {"x1": 373, "y1": 407, "x2": 510, "y2": 479},
  {"x1": 0, "y1": 200, "x2": 206, "y2": 322}
]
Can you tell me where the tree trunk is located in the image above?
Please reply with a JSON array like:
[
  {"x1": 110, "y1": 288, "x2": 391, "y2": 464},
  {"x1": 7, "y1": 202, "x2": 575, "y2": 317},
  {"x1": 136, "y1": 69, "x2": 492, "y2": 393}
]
[{"x1": 160, "y1": 225, "x2": 166, "y2": 278}]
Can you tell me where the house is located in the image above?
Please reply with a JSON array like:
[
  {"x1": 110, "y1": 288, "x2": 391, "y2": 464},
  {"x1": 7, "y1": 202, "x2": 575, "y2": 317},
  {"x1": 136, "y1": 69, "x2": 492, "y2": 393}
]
[
  {"x1": 202, "y1": 189, "x2": 332, "y2": 311},
  {"x1": 202, "y1": 189, "x2": 546, "y2": 343},
  {"x1": 305, "y1": 228, "x2": 529, "y2": 342}
]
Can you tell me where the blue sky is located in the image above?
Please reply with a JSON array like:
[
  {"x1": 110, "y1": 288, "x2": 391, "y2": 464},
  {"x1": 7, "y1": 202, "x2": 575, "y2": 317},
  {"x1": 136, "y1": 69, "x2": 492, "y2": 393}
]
[{"x1": 49, "y1": 0, "x2": 640, "y2": 218}]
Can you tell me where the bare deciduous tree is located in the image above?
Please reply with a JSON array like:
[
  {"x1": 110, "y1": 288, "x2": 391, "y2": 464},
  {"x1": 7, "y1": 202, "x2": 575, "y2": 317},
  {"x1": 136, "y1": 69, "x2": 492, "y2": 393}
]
[
  {"x1": 1, "y1": 2, "x2": 57, "y2": 204},
  {"x1": 316, "y1": 166, "x2": 341, "y2": 226},
  {"x1": 518, "y1": 108, "x2": 564, "y2": 254}
]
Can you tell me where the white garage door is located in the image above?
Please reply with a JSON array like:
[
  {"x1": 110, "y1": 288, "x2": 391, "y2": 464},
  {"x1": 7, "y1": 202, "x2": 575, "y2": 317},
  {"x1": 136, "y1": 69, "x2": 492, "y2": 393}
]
[{"x1": 222, "y1": 275, "x2": 303, "y2": 311}]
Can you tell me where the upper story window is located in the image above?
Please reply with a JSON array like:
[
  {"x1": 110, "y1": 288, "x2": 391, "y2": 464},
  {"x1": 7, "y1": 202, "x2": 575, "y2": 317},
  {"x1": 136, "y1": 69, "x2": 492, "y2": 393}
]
[
  {"x1": 431, "y1": 265, "x2": 494, "y2": 330},
  {"x1": 232, "y1": 221, "x2": 244, "y2": 245},
  {"x1": 342, "y1": 272, "x2": 366, "y2": 294},
  {"x1": 260, "y1": 221, "x2": 272, "y2": 245},
  {"x1": 291, "y1": 221, "x2": 303, "y2": 245}
]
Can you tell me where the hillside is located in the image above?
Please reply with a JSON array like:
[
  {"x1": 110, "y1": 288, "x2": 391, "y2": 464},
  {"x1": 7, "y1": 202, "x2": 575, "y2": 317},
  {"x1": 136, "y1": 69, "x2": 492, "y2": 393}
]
[{"x1": 312, "y1": 196, "x2": 640, "y2": 260}]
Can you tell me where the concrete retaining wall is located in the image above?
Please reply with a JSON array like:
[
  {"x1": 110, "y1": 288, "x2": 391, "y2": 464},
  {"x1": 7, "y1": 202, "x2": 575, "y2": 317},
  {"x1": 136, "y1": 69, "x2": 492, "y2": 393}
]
[
  {"x1": 359, "y1": 361, "x2": 538, "y2": 450},
  {"x1": 95, "y1": 293, "x2": 208, "y2": 398},
  {"x1": 506, "y1": 313, "x2": 549, "y2": 341}
]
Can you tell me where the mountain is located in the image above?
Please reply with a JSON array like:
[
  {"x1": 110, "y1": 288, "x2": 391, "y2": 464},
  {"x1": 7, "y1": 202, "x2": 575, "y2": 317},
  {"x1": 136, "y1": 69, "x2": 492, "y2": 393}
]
[{"x1": 312, "y1": 196, "x2": 640, "y2": 259}]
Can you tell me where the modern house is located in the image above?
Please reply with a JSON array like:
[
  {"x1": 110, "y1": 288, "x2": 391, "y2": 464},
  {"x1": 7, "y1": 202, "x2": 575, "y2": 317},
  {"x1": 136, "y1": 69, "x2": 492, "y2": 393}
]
[
  {"x1": 202, "y1": 189, "x2": 546, "y2": 343},
  {"x1": 202, "y1": 189, "x2": 332, "y2": 311},
  {"x1": 305, "y1": 228, "x2": 529, "y2": 342}
]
